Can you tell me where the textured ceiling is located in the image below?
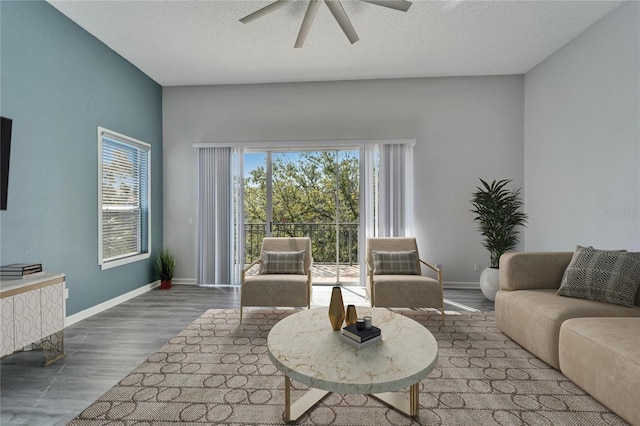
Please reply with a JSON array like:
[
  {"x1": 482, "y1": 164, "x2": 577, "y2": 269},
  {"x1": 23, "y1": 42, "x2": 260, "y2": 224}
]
[{"x1": 47, "y1": 0, "x2": 623, "y2": 86}]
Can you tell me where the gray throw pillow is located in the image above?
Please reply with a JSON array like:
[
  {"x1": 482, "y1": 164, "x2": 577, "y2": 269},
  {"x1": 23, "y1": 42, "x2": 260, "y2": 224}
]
[
  {"x1": 372, "y1": 250, "x2": 420, "y2": 275},
  {"x1": 260, "y1": 250, "x2": 306, "y2": 275},
  {"x1": 557, "y1": 246, "x2": 640, "y2": 307}
]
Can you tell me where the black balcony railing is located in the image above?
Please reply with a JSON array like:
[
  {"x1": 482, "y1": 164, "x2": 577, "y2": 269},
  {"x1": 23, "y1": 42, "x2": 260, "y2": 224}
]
[{"x1": 244, "y1": 222, "x2": 359, "y2": 265}]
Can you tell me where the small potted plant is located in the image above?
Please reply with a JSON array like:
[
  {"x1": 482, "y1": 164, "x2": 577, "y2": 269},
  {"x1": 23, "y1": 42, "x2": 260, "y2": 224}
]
[
  {"x1": 156, "y1": 249, "x2": 176, "y2": 290},
  {"x1": 471, "y1": 179, "x2": 528, "y2": 300}
]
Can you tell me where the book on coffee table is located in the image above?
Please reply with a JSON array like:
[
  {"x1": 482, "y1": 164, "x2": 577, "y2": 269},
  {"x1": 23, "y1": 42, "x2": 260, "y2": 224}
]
[
  {"x1": 341, "y1": 333, "x2": 382, "y2": 349},
  {"x1": 342, "y1": 324, "x2": 381, "y2": 343}
]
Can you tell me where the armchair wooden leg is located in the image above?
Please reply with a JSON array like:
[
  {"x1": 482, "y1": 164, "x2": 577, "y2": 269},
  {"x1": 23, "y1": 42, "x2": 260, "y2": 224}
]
[
  {"x1": 440, "y1": 306, "x2": 445, "y2": 325},
  {"x1": 240, "y1": 305, "x2": 243, "y2": 323}
]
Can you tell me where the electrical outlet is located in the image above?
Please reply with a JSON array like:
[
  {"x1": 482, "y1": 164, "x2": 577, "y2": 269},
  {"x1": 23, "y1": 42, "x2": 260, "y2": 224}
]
[
  {"x1": 435, "y1": 263, "x2": 442, "y2": 269},
  {"x1": 64, "y1": 288, "x2": 69, "y2": 299},
  {"x1": 474, "y1": 263, "x2": 480, "y2": 271}
]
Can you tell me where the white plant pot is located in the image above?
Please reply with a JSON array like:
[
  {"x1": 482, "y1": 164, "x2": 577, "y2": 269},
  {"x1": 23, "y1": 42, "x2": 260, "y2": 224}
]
[{"x1": 479, "y1": 267, "x2": 500, "y2": 302}]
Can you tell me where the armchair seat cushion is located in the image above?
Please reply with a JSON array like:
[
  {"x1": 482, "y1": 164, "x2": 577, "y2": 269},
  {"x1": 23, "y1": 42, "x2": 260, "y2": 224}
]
[
  {"x1": 370, "y1": 275, "x2": 442, "y2": 309},
  {"x1": 242, "y1": 274, "x2": 309, "y2": 307}
]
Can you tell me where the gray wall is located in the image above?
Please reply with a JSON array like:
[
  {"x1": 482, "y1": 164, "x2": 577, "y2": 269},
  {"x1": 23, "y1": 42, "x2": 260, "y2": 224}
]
[
  {"x1": 0, "y1": 1, "x2": 163, "y2": 315},
  {"x1": 163, "y1": 76, "x2": 525, "y2": 285},
  {"x1": 524, "y1": 1, "x2": 640, "y2": 251}
]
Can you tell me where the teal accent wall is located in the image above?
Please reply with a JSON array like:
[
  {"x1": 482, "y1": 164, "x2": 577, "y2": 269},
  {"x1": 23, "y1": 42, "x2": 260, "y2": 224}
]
[{"x1": 0, "y1": 1, "x2": 163, "y2": 315}]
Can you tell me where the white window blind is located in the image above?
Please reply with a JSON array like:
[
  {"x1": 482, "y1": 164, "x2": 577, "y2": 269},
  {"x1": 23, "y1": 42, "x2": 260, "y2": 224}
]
[{"x1": 98, "y1": 127, "x2": 151, "y2": 269}]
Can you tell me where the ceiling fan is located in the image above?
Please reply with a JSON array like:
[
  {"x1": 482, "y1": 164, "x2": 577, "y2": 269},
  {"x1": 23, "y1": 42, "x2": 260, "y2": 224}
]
[{"x1": 240, "y1": 0, "x2": 412, "y2": 48}]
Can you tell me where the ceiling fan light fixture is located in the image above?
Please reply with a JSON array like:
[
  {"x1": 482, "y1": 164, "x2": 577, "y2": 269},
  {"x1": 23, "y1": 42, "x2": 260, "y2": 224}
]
[
  {"x1": 360, "y1": 0, "x2": 412, "y2": 12},
  {"x1": 295, "y1": 0, "x2": 322, "y2": 48},
  {"x1": 324, "y1": 0, "x2": 359, "y2": 45},
  {"x1": 239, "y1": 0, "x2": 293, "y2": 24},
  {"x1": 240, "y1": 0, "x2": 412, "y2": 47}
]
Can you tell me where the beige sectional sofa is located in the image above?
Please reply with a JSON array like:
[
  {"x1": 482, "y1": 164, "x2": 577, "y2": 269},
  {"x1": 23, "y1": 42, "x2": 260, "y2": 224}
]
[{"x1": 495, "y1": 252, "x2": 640, "y2": 426}]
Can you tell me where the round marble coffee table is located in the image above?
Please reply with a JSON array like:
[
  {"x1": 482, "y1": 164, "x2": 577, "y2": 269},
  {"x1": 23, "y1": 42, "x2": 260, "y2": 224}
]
[{"x1": 267, "y1": 307, "x2": 438, "y2": 422}]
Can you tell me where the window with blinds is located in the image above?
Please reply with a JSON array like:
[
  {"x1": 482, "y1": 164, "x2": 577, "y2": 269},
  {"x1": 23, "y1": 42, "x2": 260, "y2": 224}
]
[{"x1": 98, "y1": 127, "x2": 151, "y2": 269}]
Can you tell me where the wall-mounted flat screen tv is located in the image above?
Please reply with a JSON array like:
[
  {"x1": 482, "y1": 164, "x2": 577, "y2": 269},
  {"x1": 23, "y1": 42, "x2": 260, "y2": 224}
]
[{"x1": 1, "y1": 116, "x2": 12, "y2": 211}]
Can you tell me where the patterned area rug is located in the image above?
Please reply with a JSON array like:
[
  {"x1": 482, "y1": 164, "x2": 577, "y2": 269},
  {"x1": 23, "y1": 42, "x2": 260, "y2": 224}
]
[{"x1": 68, "y1": 309, "x2": 628, "y2": 425}]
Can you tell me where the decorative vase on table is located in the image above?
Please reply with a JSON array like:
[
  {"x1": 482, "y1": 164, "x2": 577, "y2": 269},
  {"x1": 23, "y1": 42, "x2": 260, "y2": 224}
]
[
  {"x1": 345, "y1": 304, "x2": 357, "y2": 326},
  {"x1": 328, "y1": 286, "x2": 345, "y2": 331},
  {"x1": 479, "y1": 267, "x2": 500, "y2": 302}
]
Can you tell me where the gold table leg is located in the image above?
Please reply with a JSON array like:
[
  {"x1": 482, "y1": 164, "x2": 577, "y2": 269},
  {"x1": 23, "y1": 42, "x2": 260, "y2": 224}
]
[
  {"x1": 410, "y1": 382, "x2": 419, "y2": 416},
  {"x1": 284, "y1": 375, "x2": 330, "y2": 423},
  {"x1": 370, "y1": 382, "x2": 420, "y2": 418},
  {"x1": 283, "y1": 377, "x2": 420, "y2": 422}
]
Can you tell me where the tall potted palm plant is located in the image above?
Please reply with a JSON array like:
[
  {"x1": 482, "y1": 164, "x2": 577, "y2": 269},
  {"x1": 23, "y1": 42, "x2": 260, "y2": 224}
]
[
  {"x1": 156, "y1": 249, "x2": 176, "y2": 290},
  {"x1": 471, "y1": 179, "x2": 528, "y2": 301}
]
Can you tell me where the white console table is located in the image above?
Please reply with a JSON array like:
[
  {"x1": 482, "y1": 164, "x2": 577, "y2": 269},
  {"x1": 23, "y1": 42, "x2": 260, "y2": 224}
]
[{"x1": 0, "y1": 272, "x2": 66, "y2": 366}]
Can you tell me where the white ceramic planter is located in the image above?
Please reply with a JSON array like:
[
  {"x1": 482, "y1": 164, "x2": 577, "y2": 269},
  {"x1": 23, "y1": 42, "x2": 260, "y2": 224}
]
[{"x1": 479, "y1": 267, "x2": 500, "y2": 301}]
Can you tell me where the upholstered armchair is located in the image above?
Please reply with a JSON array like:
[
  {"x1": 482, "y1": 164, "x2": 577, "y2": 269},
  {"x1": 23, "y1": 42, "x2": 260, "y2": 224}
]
[
  {"x1": 365, "y1": 237, "x2": 444, "y2": 321},
  {"x1": 240, "y1": 237, "x2": 313, "y2": 322}
]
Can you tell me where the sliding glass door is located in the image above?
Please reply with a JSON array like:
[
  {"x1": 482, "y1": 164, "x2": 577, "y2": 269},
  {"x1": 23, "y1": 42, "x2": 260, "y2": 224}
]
[
  {"x1": 243, "y1": 149, "x2": 360, "y2": 284},
  {"x1": 194, "y1": 139, "x2": 412, "y2": 286}
]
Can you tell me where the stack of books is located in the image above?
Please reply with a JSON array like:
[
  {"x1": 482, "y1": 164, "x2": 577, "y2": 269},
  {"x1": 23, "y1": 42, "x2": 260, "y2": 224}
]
[
  {"x1": 0, "y1": 263, "x2": 43, "y2": 280},
  {"x1": 341, "y1": 323, "x2": 382, "y2": 349}
]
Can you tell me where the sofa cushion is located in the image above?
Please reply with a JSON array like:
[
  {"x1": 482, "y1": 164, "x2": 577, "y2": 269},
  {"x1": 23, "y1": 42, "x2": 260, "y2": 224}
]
[
  {"x1": 557, "y1": 246, "x2": 640, "y2": 307},
  {"x1": 260, "y1": 250, "x2": 306, "y2": 275},
  {"x1": 499, "y1": 252, "x2": 574, "y2": 291},
  {"x1": 495, "y1": 289, "x2": 640, "y2": 369},
  {"x1": 559, "y1": 318, "x2": 640, "y2": 426},
  {"x1": 372, "y1": 250, "x2": 419, "y2": 275}
]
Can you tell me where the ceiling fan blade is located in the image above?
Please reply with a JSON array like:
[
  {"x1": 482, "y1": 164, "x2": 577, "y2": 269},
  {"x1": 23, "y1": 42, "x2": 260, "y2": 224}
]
[
  {"x1": 324, "y1": 0, "x2": 359, "y2": 44},
  {"x1": 295, "y1": 0, "x2": 322, "y2": 48},
  {"x1": 360, "y1": 0, "x2": 412, "y2": 12},
  {"x1": 240, "y1": 0, "x2": 293, "y2": 24}
]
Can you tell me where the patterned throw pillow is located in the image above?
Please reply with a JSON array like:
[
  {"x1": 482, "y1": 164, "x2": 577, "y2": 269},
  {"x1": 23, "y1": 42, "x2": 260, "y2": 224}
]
[
  {"x1": 557, "y1": 246, "x2": 640, "y2": 307},
  {"x1": 260, "y1": 250, "x2": 306, "y2": 275},
  {"x1": 372, "y1": 250, "x2": 420, "y2": 275}
]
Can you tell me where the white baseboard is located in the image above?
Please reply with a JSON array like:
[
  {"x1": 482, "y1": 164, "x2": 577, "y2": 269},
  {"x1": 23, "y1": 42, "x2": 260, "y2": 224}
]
[
  {"x1": 65, "y1": 280, "x2": 161, "y2": 327},
  {"x1": 443, "y1": 281, "x2": 481, "y2": 290},
  {"x1": 172, "y1": 278, "x2": 198, "y2": 286}
]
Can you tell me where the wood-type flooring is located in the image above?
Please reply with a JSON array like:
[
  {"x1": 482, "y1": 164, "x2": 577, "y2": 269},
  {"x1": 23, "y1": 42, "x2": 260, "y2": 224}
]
[{"x1": 0, "y1": 285, "x2": 493, "y2": 425}]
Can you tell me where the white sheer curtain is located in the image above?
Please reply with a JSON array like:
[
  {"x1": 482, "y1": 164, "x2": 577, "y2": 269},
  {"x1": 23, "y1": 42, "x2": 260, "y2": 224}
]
[
  {"x1": 359, "y1": 141, "x2": 414, "y2": 284},
  {"x1": 378, "y1": 143, "x2": 414, "y2": 237},
  {"x1": 359, "y1": 144, "x2": 377, "y2": 282},
  {"x1": 232, "y1": 151, "x2": 244, "y2": 285},
  {"x1": 196, "y1": 147, "x2": 244, "y2": 285}
]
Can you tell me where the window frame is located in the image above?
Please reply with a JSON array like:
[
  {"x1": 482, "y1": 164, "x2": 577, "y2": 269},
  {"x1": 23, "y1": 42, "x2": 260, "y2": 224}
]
[{"x1": 97, "y1": 126, "x2": 151, "y2": 270}]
